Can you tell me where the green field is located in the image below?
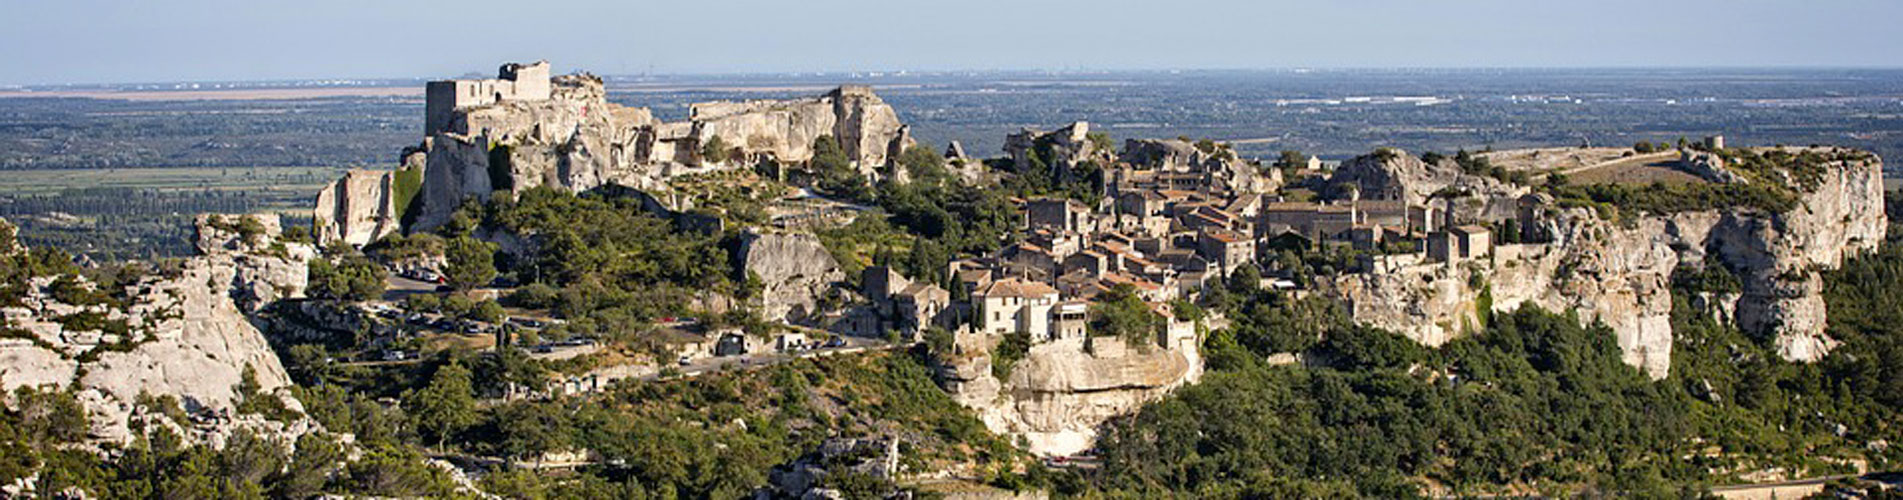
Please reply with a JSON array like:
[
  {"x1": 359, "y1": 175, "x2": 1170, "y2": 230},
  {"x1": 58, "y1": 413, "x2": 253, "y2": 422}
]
[
  {"x1": 0, "y1": 166, "x2": 348, "y2": 198},
  {"x1": 0, "y1": 166, "x2": 357, "y2": 259}
]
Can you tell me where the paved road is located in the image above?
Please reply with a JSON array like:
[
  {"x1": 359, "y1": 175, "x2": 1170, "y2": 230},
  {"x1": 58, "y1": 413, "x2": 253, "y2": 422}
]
[
  {"x1": 1709, "y1": 471, "x2": 1901, "y2": 499},
  {"x1": 383, "y1": 275, "x2": 440, "y2": 301}
]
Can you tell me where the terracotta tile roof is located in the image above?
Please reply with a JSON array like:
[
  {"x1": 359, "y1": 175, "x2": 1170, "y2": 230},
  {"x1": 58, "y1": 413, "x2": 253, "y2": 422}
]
[
  {"x1": 1102, "y1": 272, "x2": 1162, "y2": 291},
  {"x1": 977, "y1": 278, "x2": 1060, "y2": 299},
  {"x1": 1204, "y1": 230, "x2": 1244, "y2": 243}
]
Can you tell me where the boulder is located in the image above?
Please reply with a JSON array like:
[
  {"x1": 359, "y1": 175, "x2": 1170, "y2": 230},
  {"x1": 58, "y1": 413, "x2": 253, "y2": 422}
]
[{"x1": 738, "y1": 231, "x2": 844, "y2": 323}]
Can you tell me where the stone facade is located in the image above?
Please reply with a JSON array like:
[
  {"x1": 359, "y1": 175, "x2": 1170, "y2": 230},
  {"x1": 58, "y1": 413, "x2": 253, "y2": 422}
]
[{"x1": 425, "y1": 61, "x2": 552, "y2": 134}]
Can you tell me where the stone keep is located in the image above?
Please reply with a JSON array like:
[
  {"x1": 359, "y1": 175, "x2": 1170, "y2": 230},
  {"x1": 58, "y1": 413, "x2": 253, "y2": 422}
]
[{"x1": 425, "y1": 61, "x2": 552, "y2": 134}]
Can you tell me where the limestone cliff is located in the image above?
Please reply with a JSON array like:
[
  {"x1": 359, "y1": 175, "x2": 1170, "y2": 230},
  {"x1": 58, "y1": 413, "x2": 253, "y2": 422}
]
[
  {"x1": 693, "y1": 85, "x2": 912, "y2": 172},
  {"x1": 0, "y1": 214, "x2": 316, "y2": 444},
  {"x1": 1326, "y1": 148, "x2": 1886, "y2": 378},
  {"x1": 313, "y1": 169, "x2": 401, "y2": 247},
  {"x1": 1326, "y1": 149, "x2": 1528, "y2": 219},
  {"x1": 1327, "y1": 149, "x2": 1465, "y2": 204},
  {"x1": 939, "y1": 328, "x2": 1201, "y2": 457},
  {"x1": 737, "y1": 231, "x2": 845, "y2": 324},
  {"x1": 1121, "y1": 138, "x2": 1279, "y2": 194},
  {"x1": 389, "y1": 63, "x2": 913, "y2": 232},
  {"x1": 1004, "y1": 122, "x2": 1110, "y2": 174}
]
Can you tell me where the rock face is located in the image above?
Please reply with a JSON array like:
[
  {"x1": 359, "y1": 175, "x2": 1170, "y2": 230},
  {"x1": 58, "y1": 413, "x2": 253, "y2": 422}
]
[
  {"x1": 1121, "y1": 138, "x2": 1279, "y2": 194},
  {"x1": 1004, "y1": 121, "x2": 1108, "y2": 174},
  {"x1": 0, "y1": 214, "x2": 314, "y2": 444},
  {"x1": 1328, "y1": 149, "x2": 1465, "y2": 204},
  {"x1": 373, "y1": 62, "x2": 915, "y2": 232},
  {"x1": 737, "y1": 231, "x2": 845, "y2": 324},
  {"x1": 313, "y1": 169, "x2": 401, "y2": 247},
  {"x1": 1327, "y1": 149, "x2": 1886, "y2": 378},
  {"x1": 940, "y1": 328, "x2": 1201, "y2": 456},
  {"x1": 694, "y1": 85, "x2": 912, "y2": 172}
]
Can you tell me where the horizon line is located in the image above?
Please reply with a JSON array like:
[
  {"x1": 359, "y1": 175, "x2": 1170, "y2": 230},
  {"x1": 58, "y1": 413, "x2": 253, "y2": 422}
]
[{"x1": 10, "y1": 64, "x2": 1903, "y2": 89}]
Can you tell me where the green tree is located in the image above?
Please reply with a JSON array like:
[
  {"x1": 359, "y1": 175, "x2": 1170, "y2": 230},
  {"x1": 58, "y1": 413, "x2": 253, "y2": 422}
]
[
  {"x1": 308, "y1": 253, "x2": 386, "y2": 302},
  {"x1": 491, "y1": 400, "x2": 569, "y2": 466},
  {"x1": 284, "y1": 344, "x2": 335, "y2": 386},
  {"x1": 700, "y1": 134, "x2": 730, "y2": 164},
  {"x1": 404, "y1": 292, "x2": 441, "y2": 313},
  {"x1": 405, "y1": 362, "x2": 478, "y2": 449},
  {"x1": 1090, "y1": 284, "x2": 1163, "y2": 348},
  {"x1": 811, "y1": 135, "x2": 872, "y2": 202},
  {"x1": 1274, "y1": 150, "x2": 1307, "y2": 170},
  {"x1": 275, "y1": 433, "x2": 345, "y2": 499},
  {"x1": 348, "y1": 444, "x2": 459, "y2": 497},
  {"x1": 898, "y1": 145, "x2": 949, "y2": 184},
  {"x1": 470, "y1": 299, "x2": 507, "y2": 323},
  {"x1": 443, "y1": 236, "x2": 497, "y2": 291}
]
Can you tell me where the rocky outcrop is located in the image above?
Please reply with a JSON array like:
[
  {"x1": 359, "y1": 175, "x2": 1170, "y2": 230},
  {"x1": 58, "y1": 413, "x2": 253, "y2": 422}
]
[
  {"x1": 1005, "y1": 122, "x2": 1108, "y2": 175},
  {"x1": 1327, "y1": 149, "x2": 1465, "y2": 204},
  {"x1": 768, "y1": 437, "x2": 902, "y2": 498},
  {"x1": 1710, "y1": 152, "x2": 1887, "y2": 360},
  {"x1": 380, "y1": 62, "x2": 916, "y2": 231},
  {"x1": 1682, "y1": 150, "x2": 1752, "y2": 184},
  {"x1": 313, "y1": 169, "x2": 400, "y2": 247},
  {"x1": 0, "y1": 214, "x2": 315, "y2": 444},
  {"x1": 737, "y1": 231, "x2": 844, "y2": 324},
  {"x1": 940, "y1": 328, "x2": 1201, "y2": 456},
  {"x1": 1327, "y1": 148, "x2": 1886, "y2": 378},
  {"x1": 695, "y1": 85, "x2": 912, "y2": 172},
  {"x1": 1327, "y1": 149, "x2": 1531, "y2": 214},
  {"x1": 1121, "y1": 138, "x2": 1278, "y2": 194}
]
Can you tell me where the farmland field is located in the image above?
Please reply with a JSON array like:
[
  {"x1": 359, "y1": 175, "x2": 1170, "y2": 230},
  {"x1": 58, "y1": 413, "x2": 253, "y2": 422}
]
[
  {"x1": 0, "y1": 165, "x2": 352, "y2": 259},
  {"x1": 0, "y1": 165, "x2": 345, "y2": 195},
  {"x1": 1566, "y1": 156, "x2": 1708, "y2": 186}
]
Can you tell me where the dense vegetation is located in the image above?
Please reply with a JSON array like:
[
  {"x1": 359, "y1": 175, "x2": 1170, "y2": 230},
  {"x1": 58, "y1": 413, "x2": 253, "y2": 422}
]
[
  {"x1": 1080, "y1": 216, "x2": 1903, "y2": 497},
  {"x1": 458, "y1": 186, "x2": 734, "y2": 323},
  {"x1": 292, "y1": 348, "x2": 1028, "y2": 498}
]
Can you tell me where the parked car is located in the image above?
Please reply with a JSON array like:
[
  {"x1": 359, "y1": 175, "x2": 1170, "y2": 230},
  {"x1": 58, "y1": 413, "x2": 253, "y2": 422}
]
[{"x1": 824, "y1": 336, "x2": 846, "y2": 348}]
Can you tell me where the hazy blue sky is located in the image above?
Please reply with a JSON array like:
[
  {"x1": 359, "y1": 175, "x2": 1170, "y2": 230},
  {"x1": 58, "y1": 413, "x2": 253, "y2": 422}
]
[{"x1": 3, "y1": 0, "x2": 1901, "y2": 85}]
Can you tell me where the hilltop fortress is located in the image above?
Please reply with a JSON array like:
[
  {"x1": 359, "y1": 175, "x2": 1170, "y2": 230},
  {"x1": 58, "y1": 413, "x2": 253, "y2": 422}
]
[
  {"x1": 309, "y1": 61, "x2": 1886, "y2": 455},
  {"x1": 316, "y1": 61, "x2": 913, "y2": 243}
]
